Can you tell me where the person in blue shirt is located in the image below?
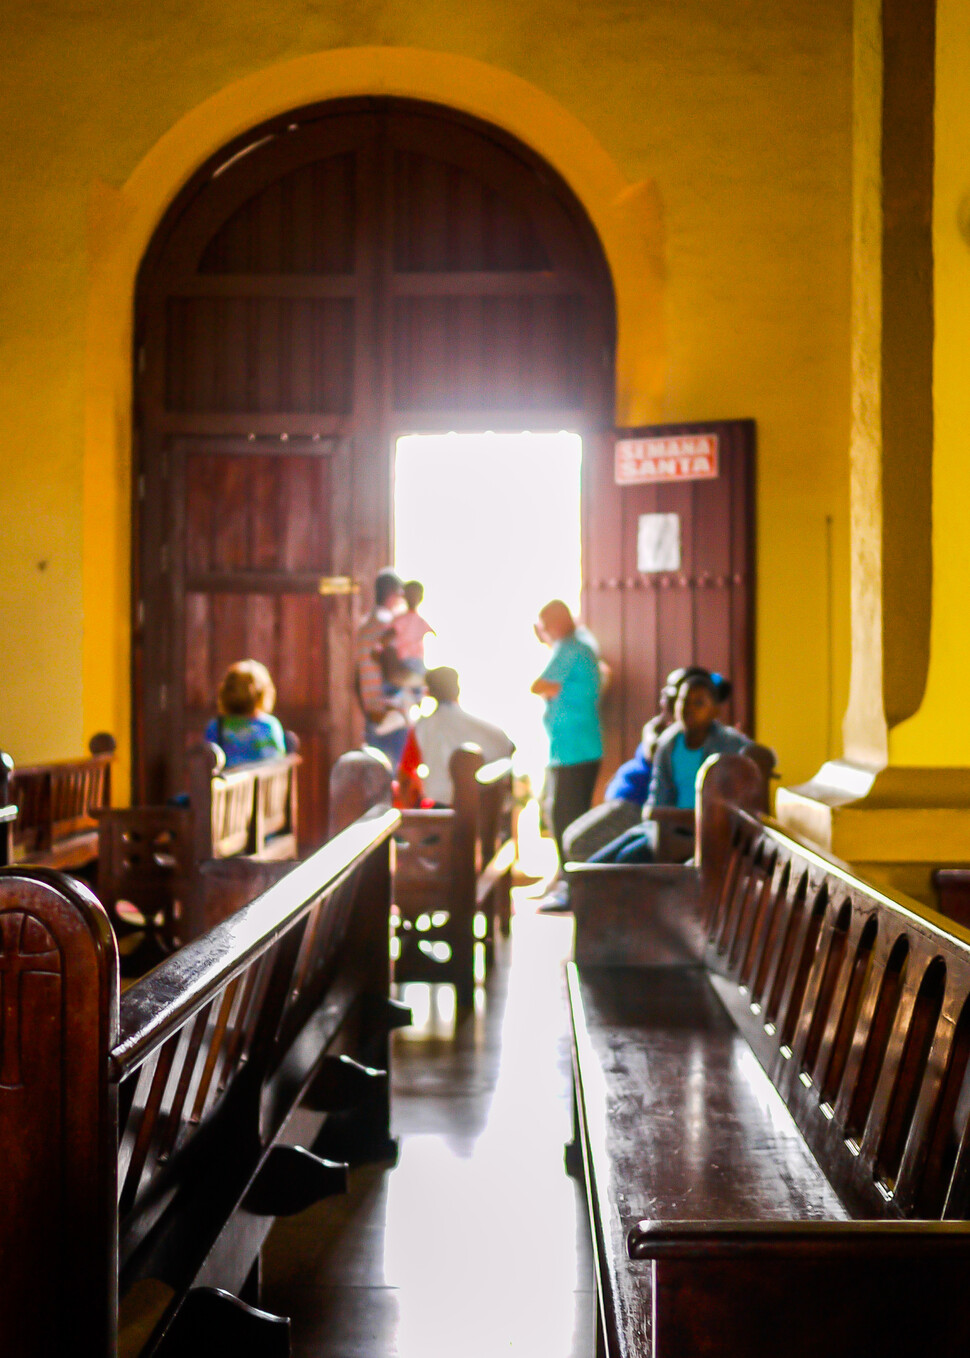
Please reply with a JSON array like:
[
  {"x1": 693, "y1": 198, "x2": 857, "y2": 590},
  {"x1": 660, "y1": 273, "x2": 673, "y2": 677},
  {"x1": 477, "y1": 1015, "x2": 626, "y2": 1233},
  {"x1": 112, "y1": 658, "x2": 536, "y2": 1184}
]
[
  {"x1": 588, "y1": 672, "x2": 751, "y2": 864},
  {"x1": 205, "y1": 659, "x2": 287, "y2": 767},
  {"x1": 531, "y1": 599, "x2": 605, "y2": 906}
]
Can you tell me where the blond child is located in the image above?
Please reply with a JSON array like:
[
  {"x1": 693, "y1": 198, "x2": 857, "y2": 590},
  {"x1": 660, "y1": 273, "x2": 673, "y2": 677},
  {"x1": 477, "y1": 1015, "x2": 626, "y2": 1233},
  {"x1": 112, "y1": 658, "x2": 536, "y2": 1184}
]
[{"x1": 205, "y1": 660, "x2": 287, "y2": 767}]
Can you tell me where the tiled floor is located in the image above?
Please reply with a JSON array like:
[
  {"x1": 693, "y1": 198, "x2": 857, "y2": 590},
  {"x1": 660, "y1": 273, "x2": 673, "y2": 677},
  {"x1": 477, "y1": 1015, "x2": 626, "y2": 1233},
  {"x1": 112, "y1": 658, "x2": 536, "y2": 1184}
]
[{"x1": 263, "y1": 905, "x2": 595, "y2": 1357}]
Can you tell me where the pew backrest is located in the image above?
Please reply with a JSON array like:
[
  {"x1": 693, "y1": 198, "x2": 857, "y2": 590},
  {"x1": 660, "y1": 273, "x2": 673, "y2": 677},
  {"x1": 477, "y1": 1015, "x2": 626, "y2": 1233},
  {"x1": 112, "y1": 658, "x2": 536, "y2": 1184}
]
[
  {"x1": 4, "y1": 732, "x2": 116, "y2": 869},
  {"x1": 705, "y1": 788, "x2": 970, "y2": 1221},
  {"x1": 188, "y1": 739, "x2": 301, "y2": 861},
  {"x1": 575, "y1": 751, "x2": 970, "y2": 1223},
  {"x1": 96, "y1": 738, "x2": 302, "y2": 950},
  {"x1": 393, "y1": 744, "x2": 515, "y2": 1003}
]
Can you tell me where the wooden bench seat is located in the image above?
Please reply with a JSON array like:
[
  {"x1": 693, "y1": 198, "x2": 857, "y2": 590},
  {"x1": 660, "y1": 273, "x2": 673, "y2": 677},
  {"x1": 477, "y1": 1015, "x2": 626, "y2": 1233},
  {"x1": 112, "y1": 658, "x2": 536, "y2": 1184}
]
[
  {"x1": 0, "y1": 750, "x2": 407, "y2": 1358},
  {"x1": 566, "y1": 754, "x2": 970, "y2": 1358},
  {"x1": 393, "y1": 744, "x2": 514, "y2": 1005}
]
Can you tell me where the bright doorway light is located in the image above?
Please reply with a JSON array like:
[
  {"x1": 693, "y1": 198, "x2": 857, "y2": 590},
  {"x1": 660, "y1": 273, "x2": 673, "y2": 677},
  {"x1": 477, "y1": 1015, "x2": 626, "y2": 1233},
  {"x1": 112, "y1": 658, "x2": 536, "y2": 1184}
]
[{"x1": 394, "y1": 431, "x2": 582, "y2": 787}]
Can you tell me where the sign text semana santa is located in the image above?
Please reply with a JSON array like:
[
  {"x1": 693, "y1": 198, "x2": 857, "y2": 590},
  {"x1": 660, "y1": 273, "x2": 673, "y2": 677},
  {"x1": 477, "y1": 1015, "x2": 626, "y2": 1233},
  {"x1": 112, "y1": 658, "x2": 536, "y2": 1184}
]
[{"x1": 614, "y1": 432, "x2": 719, "y2": 486}]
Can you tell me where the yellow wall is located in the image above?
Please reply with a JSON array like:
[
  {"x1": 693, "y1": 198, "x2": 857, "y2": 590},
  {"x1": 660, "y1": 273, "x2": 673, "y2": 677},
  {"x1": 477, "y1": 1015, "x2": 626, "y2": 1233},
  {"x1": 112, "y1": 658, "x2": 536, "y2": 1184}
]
[
  {"x1": 892, "y1": 0, "x2": 970, "y2": 766},
  {"x1": 0, "y1": 1, "x2": 853, "y2": 792}
]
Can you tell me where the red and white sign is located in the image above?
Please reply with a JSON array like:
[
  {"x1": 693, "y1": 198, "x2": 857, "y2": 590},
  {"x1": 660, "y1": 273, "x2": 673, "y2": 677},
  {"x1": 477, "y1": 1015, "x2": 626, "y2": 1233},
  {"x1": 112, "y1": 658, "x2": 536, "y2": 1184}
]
[{"x1": 615, "y1": 432, "x2": 720, "y2": 485}]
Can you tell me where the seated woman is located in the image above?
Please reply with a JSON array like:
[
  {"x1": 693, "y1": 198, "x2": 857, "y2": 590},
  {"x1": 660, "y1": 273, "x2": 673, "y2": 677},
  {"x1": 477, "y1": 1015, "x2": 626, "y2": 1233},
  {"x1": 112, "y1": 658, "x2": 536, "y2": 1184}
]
[
  {"x1": 588, "y1": 671, "x2": 757, "y2": 865},
  {"x1": 205, "y1": 659, "x2": 287, "y2": 767}
]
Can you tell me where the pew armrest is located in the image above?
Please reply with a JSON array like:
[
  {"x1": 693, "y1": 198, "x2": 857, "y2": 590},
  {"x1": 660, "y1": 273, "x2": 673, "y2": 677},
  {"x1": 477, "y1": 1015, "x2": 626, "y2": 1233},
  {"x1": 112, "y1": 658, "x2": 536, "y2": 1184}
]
[
  {"x1": 628, "y1": 1217, "x2": 970, "y2": 1260},
  {"x1": 566, "y1": 861, "x2": 705, "y2": 966}
]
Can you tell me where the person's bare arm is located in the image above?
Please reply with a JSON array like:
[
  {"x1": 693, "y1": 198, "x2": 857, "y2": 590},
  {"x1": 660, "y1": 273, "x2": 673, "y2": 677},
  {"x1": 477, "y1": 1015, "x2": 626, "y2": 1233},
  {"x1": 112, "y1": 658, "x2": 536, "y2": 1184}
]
[{"x1": 531, "y1": 678, "x2": 561, "y2": 698}]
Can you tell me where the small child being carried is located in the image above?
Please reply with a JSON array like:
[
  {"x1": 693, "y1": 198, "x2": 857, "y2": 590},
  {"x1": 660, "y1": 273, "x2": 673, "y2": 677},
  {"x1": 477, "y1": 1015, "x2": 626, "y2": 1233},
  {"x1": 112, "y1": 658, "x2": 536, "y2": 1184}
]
[{"x1": 393, "y1": 579, "x2": 435, "y2": 680}]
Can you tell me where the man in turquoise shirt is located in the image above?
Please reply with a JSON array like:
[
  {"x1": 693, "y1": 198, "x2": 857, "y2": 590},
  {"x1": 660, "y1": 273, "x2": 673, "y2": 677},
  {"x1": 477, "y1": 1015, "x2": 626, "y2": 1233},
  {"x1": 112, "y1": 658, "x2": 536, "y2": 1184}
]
[{"x1": 531, "y1": 599, "x2": 604, "y2": 908}]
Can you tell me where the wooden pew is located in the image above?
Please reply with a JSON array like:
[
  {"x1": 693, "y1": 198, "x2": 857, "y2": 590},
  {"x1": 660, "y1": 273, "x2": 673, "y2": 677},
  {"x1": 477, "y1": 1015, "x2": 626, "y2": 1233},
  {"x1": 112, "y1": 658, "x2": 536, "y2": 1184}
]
[
  {"x1": 96, "y1": 739, "x2": 301, "y2": 953},
  {"x1": 393, "y1": 745, "x2": 515, "y2": 1006},
  {"x1": 566, "y1": 753, "x2": 970, "y2": 1358},
  {"x1": 2, "y1": 732, "x2": 115, "y2": 871},
  {"x1": 0, "y1": 749, "x2": 407, "y2": 1358}
]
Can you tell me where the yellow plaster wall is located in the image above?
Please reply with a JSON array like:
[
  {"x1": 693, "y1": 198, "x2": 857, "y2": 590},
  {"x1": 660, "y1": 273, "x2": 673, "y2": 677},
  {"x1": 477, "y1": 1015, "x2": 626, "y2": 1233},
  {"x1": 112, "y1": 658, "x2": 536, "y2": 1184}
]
[
  {"x1": 891, "y1": 0, "x2": 970, "y2": 767},
  {"x1": 0, "y1": 1, "x2": 852, "y2": 793}
]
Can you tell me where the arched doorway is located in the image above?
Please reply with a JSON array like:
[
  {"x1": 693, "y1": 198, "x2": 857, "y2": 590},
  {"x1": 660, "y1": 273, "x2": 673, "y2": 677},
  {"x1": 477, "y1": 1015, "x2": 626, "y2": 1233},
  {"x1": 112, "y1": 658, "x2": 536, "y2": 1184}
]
[{"x1": 133, "y1": 98, "x2": 616, "y2": 841}]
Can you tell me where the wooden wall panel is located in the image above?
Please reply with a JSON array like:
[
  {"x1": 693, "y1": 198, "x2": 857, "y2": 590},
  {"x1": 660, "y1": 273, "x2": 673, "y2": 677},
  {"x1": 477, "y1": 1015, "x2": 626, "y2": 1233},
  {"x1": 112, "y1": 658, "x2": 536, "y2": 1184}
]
[{"x1": 589, "y1": 420, "x2": 755, "y2": 760}]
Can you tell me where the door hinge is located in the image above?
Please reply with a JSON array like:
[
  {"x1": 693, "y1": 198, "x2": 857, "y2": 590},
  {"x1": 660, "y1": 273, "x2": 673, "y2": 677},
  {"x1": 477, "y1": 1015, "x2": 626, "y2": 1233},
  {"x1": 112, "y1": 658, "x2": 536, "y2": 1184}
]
[
  {"x1": 137, "y1": 345, "x2": 147, "y2": 375},
  {"x1": 137, "y1": 474, "x2": 146, "y2": 501},
  {"x1": 136, "y1": 599, "x2": 145, "y2": 627},
  {"x1": 159, "y1": 683, "x2": 168, "y2": 712}
]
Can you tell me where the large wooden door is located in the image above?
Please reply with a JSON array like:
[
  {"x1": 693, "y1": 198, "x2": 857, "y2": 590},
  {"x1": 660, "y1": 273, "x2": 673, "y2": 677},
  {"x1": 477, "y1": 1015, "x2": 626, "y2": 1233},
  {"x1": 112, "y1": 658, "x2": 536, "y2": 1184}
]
[{"x1": 134, "y1": 100, "x2": 616, "y2": 842}]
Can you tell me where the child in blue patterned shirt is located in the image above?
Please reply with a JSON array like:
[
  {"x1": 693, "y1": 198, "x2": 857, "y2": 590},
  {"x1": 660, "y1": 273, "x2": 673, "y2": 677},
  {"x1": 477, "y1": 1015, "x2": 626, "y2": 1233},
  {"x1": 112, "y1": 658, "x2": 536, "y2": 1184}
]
[{"x1": 205, "y1": 660, "x2": 287, "y2": 767}]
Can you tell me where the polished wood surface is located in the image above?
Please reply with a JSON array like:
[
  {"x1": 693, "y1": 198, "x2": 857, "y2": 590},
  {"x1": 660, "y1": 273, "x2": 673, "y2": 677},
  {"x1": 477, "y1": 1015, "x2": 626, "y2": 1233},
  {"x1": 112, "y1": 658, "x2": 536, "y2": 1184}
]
[
  {"x1": 568, "y1": 752, "x2": 970, "y2": 1357},
  {"x1": 569, "y1": 963, "x2": 849, "y2": 1356},
  {"x1": 264, "y1": 906, "x2": 595, "y2": 1358},
  {"x1": 0, "y1": 750, "x2": 402, "y2": 1357},
  {"x1": 7, "y1": 732, "x2": 115, "y2": 869}
]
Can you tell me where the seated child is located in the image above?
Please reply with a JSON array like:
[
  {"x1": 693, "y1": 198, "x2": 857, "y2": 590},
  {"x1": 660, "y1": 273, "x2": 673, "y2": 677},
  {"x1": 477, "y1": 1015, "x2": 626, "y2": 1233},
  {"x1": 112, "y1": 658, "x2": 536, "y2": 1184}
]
[
  {"x1": 393, "y1": 579, "x2": 435, "y2": 679},
  {"x1": 205, "y1": 659, "x2": 287, "y2": 767},
  {"x1": 562, "y1": 666, "x2": 715, "y2": 862},
  {"x1": 588, "y1": 671, "x2": 751, "y2": 864}
]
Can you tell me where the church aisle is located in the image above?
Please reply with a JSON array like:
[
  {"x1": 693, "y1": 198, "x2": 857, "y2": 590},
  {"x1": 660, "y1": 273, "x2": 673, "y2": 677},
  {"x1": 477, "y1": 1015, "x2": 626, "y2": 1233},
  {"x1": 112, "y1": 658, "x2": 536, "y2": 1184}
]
[{"x1": 263, "y1": 909, "x2": 595, "y2": 1357}]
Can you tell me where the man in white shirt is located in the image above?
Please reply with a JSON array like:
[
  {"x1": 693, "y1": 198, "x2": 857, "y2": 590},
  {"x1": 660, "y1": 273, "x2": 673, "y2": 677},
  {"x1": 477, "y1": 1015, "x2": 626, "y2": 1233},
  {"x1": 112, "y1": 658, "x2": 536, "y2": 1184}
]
[{"x1": 414, "y1": 667, "x2": 514, "y2": 805}]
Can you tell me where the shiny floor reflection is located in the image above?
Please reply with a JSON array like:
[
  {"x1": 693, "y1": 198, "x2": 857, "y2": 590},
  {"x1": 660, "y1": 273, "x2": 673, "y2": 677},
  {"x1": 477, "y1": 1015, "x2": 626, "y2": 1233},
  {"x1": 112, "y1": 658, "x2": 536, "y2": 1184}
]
[{"x1": 263, "y1": 906, "x2": 594, "y2": 1356}]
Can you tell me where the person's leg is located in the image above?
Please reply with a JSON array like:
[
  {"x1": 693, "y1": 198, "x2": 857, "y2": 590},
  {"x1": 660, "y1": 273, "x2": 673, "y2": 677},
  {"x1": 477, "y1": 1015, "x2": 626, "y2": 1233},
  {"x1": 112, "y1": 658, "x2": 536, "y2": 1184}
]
[
  {"x1": 562, "y1": 799, "x2": 641, "y2": 863},
  {"x1": 613, "y1": 828, "x2": 656, "y2": 864},
  {"x1": 537, "y1": 760, "x2": 604, "y2": 912},
  {"x1": 551, "y1": 759, "x2": 601, "y2": 865},
  {"x1": 587, "y1": 825, "x2": 654, "y2": 864}
]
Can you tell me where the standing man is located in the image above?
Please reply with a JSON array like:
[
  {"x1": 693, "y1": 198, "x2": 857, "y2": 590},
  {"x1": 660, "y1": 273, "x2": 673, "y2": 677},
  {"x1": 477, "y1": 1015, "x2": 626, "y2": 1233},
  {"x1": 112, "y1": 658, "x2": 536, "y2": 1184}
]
[
  {"x1": 356, "y1": 567, "x2": 407, "y2": 766},
  {"x1": 531, "y1": 599, "x2": 604, "y2": 910}
]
